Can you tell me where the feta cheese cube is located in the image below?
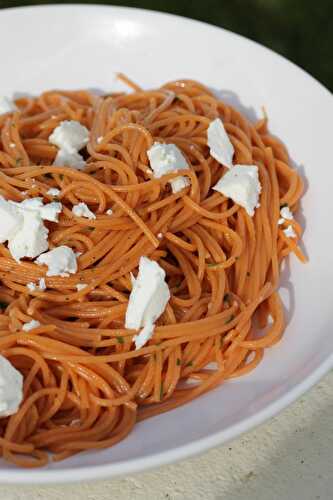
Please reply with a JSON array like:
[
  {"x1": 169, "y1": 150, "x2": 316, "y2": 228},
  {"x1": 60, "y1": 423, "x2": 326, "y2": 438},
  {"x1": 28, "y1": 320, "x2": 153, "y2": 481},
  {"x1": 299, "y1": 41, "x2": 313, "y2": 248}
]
[
  {"x1": 36, "y1": 245, "x2": 77, "y2": 277},
  {"x1": 213, "y1": 164, "x2": 261, "y2": 216},
  {"x1": 53, "y1": 149, "x2": 86, "y2": 170},
  {"x1": 133, "y1": 320, "x2": 155, "y2": 350},
  {"x1": 49, "y1": 120, "x2": 89, "y2": 153},
  {"x1": 207, "y1": 118, "x2": 234, "y2": 169},
  {"x1": 22, "y1": 319, "x2": 41, "y2": 332},
  {"x1": 147, "y1": 142, "x2": 191, "y2": 193},
  {"x1": 0, "y1": 355, "x2": 23, "y2": 417},
  {"x1": 46, "y1": 188, "x2": 61, "y2": 197},
  {"x1": 283, "y1": 225, "x2": 297, "y2": 238},
  {"x1": 0, "y1": 197, "x2": 23, "y2": 243},
  {"x1": 125, "y1": 256, "x2": 170, "y2": 349},
  {"x1": 8, "y1": 210, "x2": 49, "y2": 262},
  {"x1": 72, "y1": 202, "x2": 96, "y2": 220}
]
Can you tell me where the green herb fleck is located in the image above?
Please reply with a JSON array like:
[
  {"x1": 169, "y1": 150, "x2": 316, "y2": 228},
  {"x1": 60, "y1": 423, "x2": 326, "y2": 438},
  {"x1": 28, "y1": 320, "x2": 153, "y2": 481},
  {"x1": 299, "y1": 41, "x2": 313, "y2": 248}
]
[
  {"x1": 15, "y1": 158, "x2": 22, "y2": 166},
  {"x1": 0, "y1": 301, "x2": 7, "y2": 310},
  {"x1": 207, "y1": 263, "x2": 219, "y2": 269},
  {"x1": 235, "y1": 256, "x2": 240, "y2": 261},
  {"x1": 225, "y1": 314, "x2": 235, "y2": 324},
  {"x1": 117, "y1": 336, "x2": 124, "y2": 344},
  {"x1": 186, "y1": 361, "x2": 193, "y2": 367},
  {"x1": 160, "y1": 381, "x2": 164, "y2": 400},
  {"x1": 280, "y1": 203, "x2": 288, "y2": 209},
  {"x1": 176, "y1": 358, "x2": 181, "y2": 366},
  {"x1": 59, "y1": 174, "x2": 64, "y2": 180}
]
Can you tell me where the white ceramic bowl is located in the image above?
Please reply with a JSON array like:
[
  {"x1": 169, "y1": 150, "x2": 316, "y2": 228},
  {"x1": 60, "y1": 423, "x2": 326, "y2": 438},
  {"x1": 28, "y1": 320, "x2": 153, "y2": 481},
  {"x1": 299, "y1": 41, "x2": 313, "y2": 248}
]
[{"x1": 0, "y1": 4, "x2": 332, "y2": 484}]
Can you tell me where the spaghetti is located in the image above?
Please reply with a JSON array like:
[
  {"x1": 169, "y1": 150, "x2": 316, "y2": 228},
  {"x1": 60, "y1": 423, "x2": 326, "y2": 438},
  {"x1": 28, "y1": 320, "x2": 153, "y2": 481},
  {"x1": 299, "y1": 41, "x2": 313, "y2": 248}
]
[{"x1": 0, "y1": 77, "x2": 305, "y2": 467}]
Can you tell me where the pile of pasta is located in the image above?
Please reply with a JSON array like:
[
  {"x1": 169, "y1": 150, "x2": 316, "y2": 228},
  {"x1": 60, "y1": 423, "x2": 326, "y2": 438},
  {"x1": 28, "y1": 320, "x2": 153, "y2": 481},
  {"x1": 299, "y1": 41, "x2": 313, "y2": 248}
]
[{"x1": 0, "y1": 77, "x2": 305, "y2": 467}]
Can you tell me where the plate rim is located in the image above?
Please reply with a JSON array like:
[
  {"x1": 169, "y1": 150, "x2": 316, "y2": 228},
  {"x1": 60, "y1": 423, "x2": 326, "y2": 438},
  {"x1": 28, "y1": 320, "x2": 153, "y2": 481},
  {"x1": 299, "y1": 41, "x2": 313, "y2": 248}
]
[{"x1": 0, "y1": 2, "x2": 332, "y2": 484}]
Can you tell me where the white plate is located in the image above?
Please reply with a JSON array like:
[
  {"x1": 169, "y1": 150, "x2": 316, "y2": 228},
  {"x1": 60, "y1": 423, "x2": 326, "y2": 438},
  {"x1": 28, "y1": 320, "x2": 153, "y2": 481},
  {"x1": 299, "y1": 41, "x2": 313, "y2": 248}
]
[{"x1": 0, "y1": 4, "x2": 332, "y2": 485}]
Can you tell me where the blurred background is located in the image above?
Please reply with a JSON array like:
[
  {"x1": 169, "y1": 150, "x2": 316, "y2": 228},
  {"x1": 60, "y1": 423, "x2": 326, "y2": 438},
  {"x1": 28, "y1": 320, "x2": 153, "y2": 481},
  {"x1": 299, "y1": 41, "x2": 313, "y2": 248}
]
[{"x1": 0, "y1": 0, "x2": 331, "y2": 92}]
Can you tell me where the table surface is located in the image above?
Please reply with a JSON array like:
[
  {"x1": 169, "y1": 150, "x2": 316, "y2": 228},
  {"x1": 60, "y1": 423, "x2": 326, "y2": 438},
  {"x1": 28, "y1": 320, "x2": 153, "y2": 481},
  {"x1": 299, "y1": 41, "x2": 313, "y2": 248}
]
[{"x1": 2, "y1": 370, "x2": 333, "y2": 500}]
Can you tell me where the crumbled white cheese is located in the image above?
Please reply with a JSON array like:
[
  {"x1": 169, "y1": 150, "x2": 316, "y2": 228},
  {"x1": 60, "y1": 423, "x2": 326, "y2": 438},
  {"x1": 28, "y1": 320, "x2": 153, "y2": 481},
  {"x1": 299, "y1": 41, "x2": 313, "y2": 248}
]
[
  {"x1": 53, "y1": 149, "x2": 86, "y2": 170},
  {"x1": 76, "y1": 283, "x2": 87, "y2": 291},
  {"x1": 133, "y1": 320, "x2": 155, "y2": 350},
  {"x1": 9, "y1": 143, "x2": 16, "y2": 149},
  {"x1": 0, "y1": 355, "x2": 23, "y2": 417},
  {"x1": 27, "y1": 278, "x2": 46, "y2": 292},
  {"x1": 0, "y1": 197, "x2": 23, "y2": 243},
  {"x1": 97, "y1": 136, "x2": 103, "y2": 144},
  {"x1": 22, "y1": 319, "x2": 41, "y2": 332},
  {"x1": 38, "y1": 277, "x2": 46, "y2": 290},
  {"x1": 47, "y1": 188, "x2": 61, "y2": 197},
  {"x1": 75, "y1": 251, "x2": 82, "y2": 258},
  {"x1": 278, "y1": 206, "x2": 293, "y2": 225},
  {"x1": 0, "y1": 197, "x2": 62, "y2": 262},
  {"x1": 213, "y1": 165, "x2": 261, "y2": 216},
  {"x1": 170, "y1": 175, "x2": 191, "y2": 193},
  {"x1": 125, "y1": 256, "x2": 170, "y2": 349},
  {"x1": 157, "y1": 233, "x2": 163, "y2": 239},
  {"x1": 147, "y1": 142, "x2": 190, "y2": 194},
  {"x1": 49, "y1": 120, "x2": 89, "y2": 153},
  {"x1": 106, "y1": 208, "x2": 113, "y2": 215},
  {"x1": 0, "y1": 97, "x2": 18, "y2": 116},
  {"x1": 283, "y1": 225, "x2": 297, "y2": 238},
  {"x1": 207, "y1": 118, "x2": 234, "y2": 169},
  {"x1": 36, "y1": 245, "x2": 77, "y2": 277},
  {"x1": 72, "y1": 202, "x2": 96, "y2": 220},
  {"x1": 8, "y1": 210, "x2": 49, "y2": 262}
]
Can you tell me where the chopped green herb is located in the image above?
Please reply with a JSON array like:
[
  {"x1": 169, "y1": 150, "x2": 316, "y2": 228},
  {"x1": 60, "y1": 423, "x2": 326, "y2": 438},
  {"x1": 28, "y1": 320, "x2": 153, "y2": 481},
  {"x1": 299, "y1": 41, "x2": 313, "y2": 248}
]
[
  {"x1": 246, "y1": 271, "x2": 251, "y2": 277},
  {"x1": 15, "y1": 158, "x2": 22, "y2": 166},
  {"x1": 176, "y1": 358, "x2": 181, "y2": 366},
  {"x1": 59, "y1": 174, "x2": 64, "y2": 180},
  {"x1": 225, "y1": 314, "x2": 235, "y2": 324},
  {"x1": 160, "y1": 381, "x2": 164, "y2": 400},
  {"x1": 207, "y1": 263, "x2": 219, "y2": 268},
  {"x1": 186, "y1": 361, "x2": 193, "y2": 367},
  {"x1": 0, "y1": 301, "x2": 8, "y2": 310},
  {"x1": 174, "y1": 279, "x2": 182, "y2": 288},
  {"x1": 280, "y1": 203, "x2": 288, "y2": 209},
  {"x1": 117, "y1": 336, "x2": 124, "y2": 344},
  {"x1": 235, "y1": 256, "x2": 240, "y2": 261}
]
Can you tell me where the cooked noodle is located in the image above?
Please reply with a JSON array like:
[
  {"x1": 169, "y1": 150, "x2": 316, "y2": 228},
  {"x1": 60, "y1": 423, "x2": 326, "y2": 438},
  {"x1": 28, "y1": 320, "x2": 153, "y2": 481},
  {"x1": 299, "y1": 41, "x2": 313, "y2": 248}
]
[{"x1": 0, "y1": 77, "x2": 305, "y2": 467}]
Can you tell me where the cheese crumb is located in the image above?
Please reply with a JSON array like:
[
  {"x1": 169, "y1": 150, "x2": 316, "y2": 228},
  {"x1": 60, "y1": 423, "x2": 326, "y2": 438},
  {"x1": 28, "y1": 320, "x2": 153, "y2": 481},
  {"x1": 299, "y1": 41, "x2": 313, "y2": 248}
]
[
  {"x1": 0, "y1": 97, "x2": 18, "y2": 115},
  {"x1": 76, "y1": 283, "x2": 87, "y2": 291},
  {"x1": 125, "y1": 256, "x2": 170, "y2": 350},
  {"x1": 97, "y1": 136, "x2": 103, "y2": 144},
  {"x1": 53, "y1": 149, "x2": 86, "y2": 170},
  {"x1": 207, "y1": 118, "x2": 234, "y2": 168},
  {"x1": 22, "y1": 319, "x2": 41, "y2": 332},
  {"x1": 106, "y1": 208, "x2": 113, "y2": 215},
  {"x1": 47, "y1": 188, "x2": 61, "y2": 197},
  {"x1": 133, "y1": 320, "x2": 155, "y2": 350},
  {"x1": 36, "y1": 246, "x2": 77, "y2": 277},
  {"x1": 213, "y1": 165, "x2": 261, "y2": 216},
  {"x1": 72, "y1": 202, "x2": 96, "y2": 220},
  {"x1": 283, "y1": 225, "x2": 297, "y2": 238},
  {"x1": 147, "y1": 142, "x2": 190, "y2": 194},
  {"x1": 0, "y1": 355, "x2": 23, "y2": 417},
  {"x1": 27, "y1": 278, "x2": 46, "y2": 293},
  {"x1": 278, "y1": 206, "x2": 293, "y2": 225},
  {"x1": 49, "y1": 120, "x2": 89, "y2": 153}
]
